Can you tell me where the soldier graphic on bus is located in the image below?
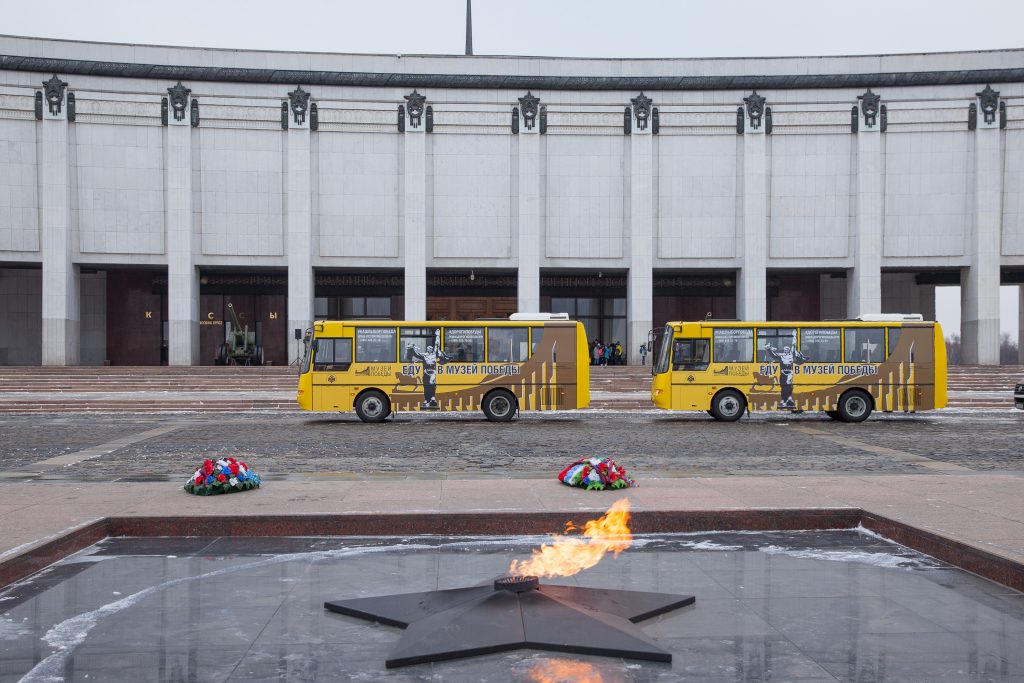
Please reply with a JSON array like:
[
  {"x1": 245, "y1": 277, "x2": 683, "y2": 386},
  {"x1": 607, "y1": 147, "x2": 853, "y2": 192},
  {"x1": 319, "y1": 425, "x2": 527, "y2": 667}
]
[
  {"x1": 764, "y1": 333, "x2": 808, "y2": 409},
  {"x1": 405, "y1": 329, "x2": 452, "y2": 410}
]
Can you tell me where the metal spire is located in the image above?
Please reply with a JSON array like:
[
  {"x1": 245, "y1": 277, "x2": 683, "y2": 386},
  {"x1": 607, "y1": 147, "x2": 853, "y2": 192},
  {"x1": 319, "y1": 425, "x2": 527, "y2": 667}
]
[{"x1": 465, "y1": 0, "x2": 473, "y2": 56}]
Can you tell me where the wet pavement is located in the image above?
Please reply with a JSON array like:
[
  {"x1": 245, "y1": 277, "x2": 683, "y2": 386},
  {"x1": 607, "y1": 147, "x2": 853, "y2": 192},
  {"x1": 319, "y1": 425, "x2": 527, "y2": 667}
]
[
  {"x1": 1, "y1": 530, "x2": 1022, "y2": 682},
  {"x1": 1, "y1": 409, "x2": 1023, "y2": 481},
  {"x1": 2, "y1": 408, "x2": 1023, "y2": 681}
]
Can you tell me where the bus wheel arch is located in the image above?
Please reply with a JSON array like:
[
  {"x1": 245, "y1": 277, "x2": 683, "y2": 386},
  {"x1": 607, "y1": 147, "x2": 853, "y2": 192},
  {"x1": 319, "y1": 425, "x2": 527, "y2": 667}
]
[
  {"x1": 355, "y1": 389, "x2": 391, "y2": 423},
  {"x1": 482, "y1": 389, "x2": 517, "y2": 422},
  {"x1": 710, "y1": 389, "x2": 746, "y2": 422},
  {"x1": 837, "y1": 389, "x2": 873, "y2": 423}
]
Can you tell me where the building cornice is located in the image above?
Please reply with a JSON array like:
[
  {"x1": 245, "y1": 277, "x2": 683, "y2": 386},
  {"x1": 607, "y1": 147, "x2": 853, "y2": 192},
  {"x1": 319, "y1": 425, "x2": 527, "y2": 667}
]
[{"x1": 3, "y1": 54, "x2": 1024, "y2": 90}]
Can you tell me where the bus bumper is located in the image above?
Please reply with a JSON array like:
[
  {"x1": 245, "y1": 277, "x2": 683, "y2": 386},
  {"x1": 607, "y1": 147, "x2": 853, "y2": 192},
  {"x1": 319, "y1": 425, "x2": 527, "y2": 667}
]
[{"x1": 650, "y1": 375, "x2": 672, "y2": 409}]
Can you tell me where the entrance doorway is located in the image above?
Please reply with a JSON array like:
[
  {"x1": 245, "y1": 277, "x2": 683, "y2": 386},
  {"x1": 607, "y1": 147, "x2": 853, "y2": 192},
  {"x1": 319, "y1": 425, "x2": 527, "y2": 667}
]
[
  {"x1": 653, "y1": 271, "x2": 736, "y2": 326},
  {"x1": 105, "y1": 269, "x2": 166, "y2": 366},
  {"x1": 541, "y1": 270, "x2": 627, "y2": 346},
  {"x1": 427, "y1": 296, "x2": 517, "y2": 321},
  {"x1": 427, "y1": 270, "x2": 517, "y2": 321},
  {"x1": 315, "y1": 270, "x2": 405, "y2": 322},
  {"x1": 767, "y1": 271, "x2": 823, "y2": 321},
  {"x1": 197, "y1": 271, "x2": 288, "y2": 366}
]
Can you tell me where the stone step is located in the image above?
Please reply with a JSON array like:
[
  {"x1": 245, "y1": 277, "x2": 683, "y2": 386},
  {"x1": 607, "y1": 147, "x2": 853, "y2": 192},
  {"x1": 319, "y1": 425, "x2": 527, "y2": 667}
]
[{"x1": 0, "y1": 365, "x2": 1018, "y2": 413}]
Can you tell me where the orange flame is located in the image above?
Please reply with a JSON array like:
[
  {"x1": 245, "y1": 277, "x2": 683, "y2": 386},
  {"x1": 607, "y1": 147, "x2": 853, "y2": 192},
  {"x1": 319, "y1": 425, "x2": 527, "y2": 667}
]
[
  {"x1": 509, "y1": 498, "x2": 632, "y2": 578},
  {"x1": 527, "y1": 659, "x2": 605, "y2": 683}
]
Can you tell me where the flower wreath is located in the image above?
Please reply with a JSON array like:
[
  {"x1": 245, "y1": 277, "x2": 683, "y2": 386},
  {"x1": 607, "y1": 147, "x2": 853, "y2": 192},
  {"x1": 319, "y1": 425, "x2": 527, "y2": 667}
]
[
  {"x1": 558, "y1": 456, "x2": 636, "y2": 491},
  {"x1": 184, "y1": 457, "x2": 261, "y2": 496}
]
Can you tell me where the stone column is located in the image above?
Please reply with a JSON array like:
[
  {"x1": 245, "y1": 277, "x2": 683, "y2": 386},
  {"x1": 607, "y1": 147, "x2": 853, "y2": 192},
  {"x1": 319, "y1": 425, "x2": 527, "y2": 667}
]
[
  {"x1": 849, "y1": 90, "x2": 883, "y2": 318},
  {"x1": 165, "y1": 83, "x2": 198, "y2": 365},
  {"x1": 962, "y1": 86, "x2": 1002, "y2": 365},
  {"x1": 285, "y1": 87, "x2": 314, "y2": 356},
  {"x1": 402, "y1": 92, "x2": 428, "y2": 320},
  {"x1": 40, "y1": 75, "x2": 79, "y2": 365},
  {"x1": 737, "y1": 92, "x2": 768, "y2": 321},
  {"x1": 919, "y1": 284, "x2": 936, "y2": 323},
  {"x1": 516, "y1": 95, "x2": 541, "y2": 313},
  {"x1": 627, "y1": 94, "x2": 654, "y2": 364},
  {"x1": 1018, "y1": 285, "x2": 1023, "y2": 364}
]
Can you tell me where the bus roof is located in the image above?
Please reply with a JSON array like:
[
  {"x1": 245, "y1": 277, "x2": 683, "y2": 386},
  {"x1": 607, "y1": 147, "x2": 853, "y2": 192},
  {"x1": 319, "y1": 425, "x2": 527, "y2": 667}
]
[
  {"x1": 313, "y1": 319, "x2": 580, "y2": 329},
  {"x1": 664, "y1": 319, "x2": 936, "y2": 328}
]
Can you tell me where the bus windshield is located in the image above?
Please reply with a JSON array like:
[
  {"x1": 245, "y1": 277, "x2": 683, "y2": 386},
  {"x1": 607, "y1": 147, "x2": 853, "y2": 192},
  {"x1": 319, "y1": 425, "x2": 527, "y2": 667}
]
[
  {"x1": 651, "y1": 326, "x2": 673, "y2": 375},
  {"x1": 300, "y1": 329, "x2": 313, "y2": 374}
]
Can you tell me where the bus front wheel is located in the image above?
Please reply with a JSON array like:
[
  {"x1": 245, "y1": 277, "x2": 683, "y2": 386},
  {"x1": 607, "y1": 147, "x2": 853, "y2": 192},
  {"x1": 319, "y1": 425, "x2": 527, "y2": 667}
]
[
  {"x1": 710, "y1": 390, "x2": 746, "y2": 422},
  {"x1": 837, "y1": 390, "x2": 873, "y2": 423},
  {"x1": 482, "y1": 390, "x2": 516, "y2": 422},
  {"x1": 355, "y1": 390, "x2": 391, "y2": 423}
]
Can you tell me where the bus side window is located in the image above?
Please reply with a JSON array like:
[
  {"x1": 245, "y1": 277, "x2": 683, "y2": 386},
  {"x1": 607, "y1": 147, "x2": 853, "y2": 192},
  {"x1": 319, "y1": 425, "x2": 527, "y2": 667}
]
[
  {"x1": 443, "y1": 327, "x2": 485, "y2": 362},
  {"x1": 844, "y1": 328, "x2": 885, "y2": 363},
  {"x1": 673, "y1": 339, "x2": 710, "y2": 371},
  {"x1": 712, "y1": 328, "x2": 754, "y2": 363},
  {"x1": 887, "y1": 328, "x2": 902, "y2": 358},
  {"x1": 800, "y1": 328, "x2": 841, "y2": 363},
  {"x1": 313, "y1": 338, "x2": 353, "y2": 372},
  {"x1": 488, "y1": 327, "x2": 529, "y2": 362},
  {"x1": 355, "y1": 327, "x2": 397, "y2": 363}
]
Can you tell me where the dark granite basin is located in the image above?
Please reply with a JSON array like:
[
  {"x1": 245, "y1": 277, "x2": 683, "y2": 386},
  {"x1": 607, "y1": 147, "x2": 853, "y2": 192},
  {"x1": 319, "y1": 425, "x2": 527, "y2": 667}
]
[{"x1": 2, "y1": 530, "x2": 1023, "y2": 682}]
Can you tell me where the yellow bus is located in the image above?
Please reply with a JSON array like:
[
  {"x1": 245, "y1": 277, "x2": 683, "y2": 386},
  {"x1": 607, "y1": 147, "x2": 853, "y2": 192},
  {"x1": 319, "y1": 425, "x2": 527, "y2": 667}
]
[
  {"x1": 649, "y1": 315, "x2": 947, "y2": 423},
  {"x1": 297, "y1": 314, "x2": 589, "y2": 422}
]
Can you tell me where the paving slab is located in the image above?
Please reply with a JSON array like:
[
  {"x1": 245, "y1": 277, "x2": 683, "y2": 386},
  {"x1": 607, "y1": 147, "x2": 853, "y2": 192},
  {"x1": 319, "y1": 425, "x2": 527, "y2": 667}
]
[{"x1": 2, "y1": 473, "x2": 1023, "y2": 577}]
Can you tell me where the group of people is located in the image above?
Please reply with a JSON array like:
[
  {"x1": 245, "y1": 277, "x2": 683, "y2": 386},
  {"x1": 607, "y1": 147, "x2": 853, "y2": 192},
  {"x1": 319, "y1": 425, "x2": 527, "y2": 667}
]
[{"x1": 590, "y1": 339, "x2": 627, "y2": 366}]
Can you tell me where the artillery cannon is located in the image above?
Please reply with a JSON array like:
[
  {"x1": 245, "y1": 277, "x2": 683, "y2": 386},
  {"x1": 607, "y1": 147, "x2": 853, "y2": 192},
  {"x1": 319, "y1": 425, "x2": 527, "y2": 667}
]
[{"x1": 214, "y1": 302, "x2": 264, "y2": 366}]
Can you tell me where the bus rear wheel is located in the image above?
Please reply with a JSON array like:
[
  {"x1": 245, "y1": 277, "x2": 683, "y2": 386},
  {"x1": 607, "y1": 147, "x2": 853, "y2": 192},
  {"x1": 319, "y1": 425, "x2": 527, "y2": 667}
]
[
  {"x1": 355, "y1": 390, "x2": 390, "y2": 423},
  {"x1": 482, "y1": 390, "x2": 516, "y2": 422},
  {"x1": 710, "y1": 390, "x2": 745, "y2": 422},
  {"x1": 838, "y1": 390, "x2": 872, "y2": 423}
]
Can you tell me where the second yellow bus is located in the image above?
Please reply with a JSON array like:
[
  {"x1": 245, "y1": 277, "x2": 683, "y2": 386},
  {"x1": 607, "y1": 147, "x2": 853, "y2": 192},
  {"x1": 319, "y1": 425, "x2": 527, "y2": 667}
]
[{"x1": 650, "y1": 315, "x2": 947, "y2": 423}]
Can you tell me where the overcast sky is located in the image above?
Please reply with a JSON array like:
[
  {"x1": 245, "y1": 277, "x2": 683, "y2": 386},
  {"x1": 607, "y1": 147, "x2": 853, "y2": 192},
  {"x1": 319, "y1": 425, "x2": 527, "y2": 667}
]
[
  {"x1": 4, "y1": 0, "x2": 1024, "y2": 58},
  {"x1": 3, "y1": 0, "x2": 1021, "y2": 340}
]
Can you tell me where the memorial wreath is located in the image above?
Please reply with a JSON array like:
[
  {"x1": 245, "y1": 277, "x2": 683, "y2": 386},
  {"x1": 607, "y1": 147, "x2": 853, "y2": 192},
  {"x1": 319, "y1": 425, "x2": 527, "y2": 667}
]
[
  {"x1": 184, "y1": 457, "x2": 261, "y2": 496},
  {"x1": 558, "y1": 456, "x2": 636, "y2": 490}
]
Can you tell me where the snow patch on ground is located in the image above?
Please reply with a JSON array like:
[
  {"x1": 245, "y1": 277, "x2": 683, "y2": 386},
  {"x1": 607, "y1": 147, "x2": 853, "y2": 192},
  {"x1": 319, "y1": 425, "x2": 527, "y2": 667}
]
[{"x1": 758, "y1": 544, "x2": 941, "y2": 569}]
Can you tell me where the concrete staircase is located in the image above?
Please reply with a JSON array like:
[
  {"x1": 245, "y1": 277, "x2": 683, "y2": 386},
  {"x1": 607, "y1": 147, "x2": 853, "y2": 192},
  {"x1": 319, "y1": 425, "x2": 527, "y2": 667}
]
[
  {"x1": 0, "y1": 364, "x2": 1018, "y2": 413},
  {"x1": 945, "y1": 365, "x2": 1024, "y2": 409},
  {"x1": 0, "y1": 366, "x2": 300, "y2": 413}
]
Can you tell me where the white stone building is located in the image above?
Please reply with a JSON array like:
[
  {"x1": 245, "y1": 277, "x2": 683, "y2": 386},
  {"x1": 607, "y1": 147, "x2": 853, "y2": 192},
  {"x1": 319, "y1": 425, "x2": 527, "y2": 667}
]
[{"x1": 0, "y1": 35, "x2": 1022, "y2": 366}]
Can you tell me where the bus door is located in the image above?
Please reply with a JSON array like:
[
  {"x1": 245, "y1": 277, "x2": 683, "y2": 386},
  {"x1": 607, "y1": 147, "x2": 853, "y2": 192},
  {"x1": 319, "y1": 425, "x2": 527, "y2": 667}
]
[
  {"x1": 705, "y1": 327, "x2": 754, "y2": 408},
  {"x1": 310, "y1": 335, "x2": 353, "y2": 411},
  {"x1": 671, "y1": 335, "x2": 711, "y2": 409}
]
